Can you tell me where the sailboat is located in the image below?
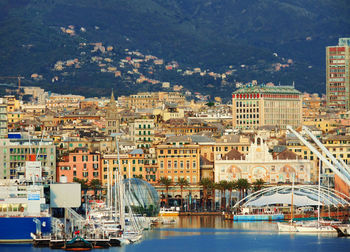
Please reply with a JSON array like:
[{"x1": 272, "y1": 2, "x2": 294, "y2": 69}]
[
  {"x1": 294, "y1": 160, "x2": 336, "y2": 233},
  {"x1": 277, "y1": 174, "x2": 298, "y2": 232}
]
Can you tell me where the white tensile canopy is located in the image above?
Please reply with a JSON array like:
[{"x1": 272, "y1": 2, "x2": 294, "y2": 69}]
[{"x1": 245, "y1": 192, "x2": 320, "y2": 207}]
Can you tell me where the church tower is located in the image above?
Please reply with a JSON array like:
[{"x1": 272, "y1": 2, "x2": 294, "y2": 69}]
[{"x1": 105, "y1": 90, "x2": 120, "y2": 135}]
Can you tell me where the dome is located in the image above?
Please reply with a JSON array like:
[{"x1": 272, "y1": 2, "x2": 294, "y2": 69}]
[{"x1": 123, "y1": 178, "x2": 160, "y2": 217}]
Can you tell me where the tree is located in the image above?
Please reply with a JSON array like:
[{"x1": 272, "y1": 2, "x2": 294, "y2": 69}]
[
  {"x1": 216, "y1": 180, "x2": 228, "y2": 210},
  {"x1": 73, "y1": 177, "x2": 89, "y2": 195},
  {"x1": 200, "y1": 178, "x2": 213, "y2": 211},
  {"x1": 177, "y1": 178, "x2": 189, "y2": 210},
  {"x1": 227, "y1": 181, "x2": 237, "y2": 209},
  {"x1": 236, "y1": 178, "x2": 250, "y2": 201},
  {"x1": 89, "y1": 179, "x2": 102, "y2": 198},
  {"x1": 252, "y1": 179, "x2": 265, "y2": 192},
  {"x1": 158, "y1": 177, "x2": 172, "y2": 207}
]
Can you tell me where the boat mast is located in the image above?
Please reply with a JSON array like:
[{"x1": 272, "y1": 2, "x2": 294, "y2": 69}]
[
  {"x1": 317, "y1": 159, "x2": 321, "y2": 227},
  {"x1": 107, "y1": 162, "x2": 110, "y2": 209},
  {"x1": 291, "y1": 173, "x2": 294, "y2": 221},
  {"x1": 116, "y1": 137, "x2": 125, "y2": 230}
]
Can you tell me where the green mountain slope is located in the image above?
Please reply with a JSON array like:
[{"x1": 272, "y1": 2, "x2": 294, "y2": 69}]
[{"x1": 0, "y1": 0, "x2": 349, "y2": 98}]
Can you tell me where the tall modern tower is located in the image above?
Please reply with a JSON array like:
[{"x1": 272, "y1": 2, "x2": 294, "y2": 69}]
[{"x1": 326, "y1": 38, "x2": 350, "y2": 110}]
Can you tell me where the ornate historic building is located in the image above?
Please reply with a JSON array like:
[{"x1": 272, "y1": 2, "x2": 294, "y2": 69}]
[
  {"x1": 105, "y1": 91, "x2": 120, "y2": 135},
  {"x1": 215, "y1": 135, "x2": 313, "y2": 184}
]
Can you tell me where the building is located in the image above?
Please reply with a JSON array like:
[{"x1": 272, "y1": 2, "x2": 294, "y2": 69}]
[
  {"x1": 105, "y1": 92, "x2": 120, "y2": 135},
  {"x1": 156, "y1": 136, "x2": 200, "y2": 184},
  {"x1": 232, "y1": 84, "x2": 302, "y2": 129},
  {"x1": 215, "y1": 135, "x2": 313, "y2": 184},
  {"x1": 131, "y1": 118, "x2": 155, "y2": 148},
  {"x1": 0, "y1": 138, "x2": 56, "y2": 179},
  {"x1": 326, "y1": 38, "x2": 350, "y2": 110},
  {"x1": 0, "y1": 98, "x2": 7, "y2": 138},
  {"x1": 101, "y1": 149, "x2": 154, "y2": 186},
  {"x1": 56, "y1": 148, "x2": 101, "y2": 183}
]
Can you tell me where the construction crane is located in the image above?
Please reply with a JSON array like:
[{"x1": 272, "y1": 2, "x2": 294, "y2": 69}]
[{"x1": 0, "y1": 76, "x2": 24, "y2": 95}]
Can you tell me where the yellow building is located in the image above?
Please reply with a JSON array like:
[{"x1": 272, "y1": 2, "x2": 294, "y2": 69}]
[
  {"x1": 5, "y1": 95, "x2": 20, "y2": 112},
  {"x1": 101, "y1": 149, "x2": 146, "y2": 187},
  {"x1": 7, "y1": 112, "x2": 22, "y2": 123},
  {"x1": 303, "y1": 118, "x2": 338, "y2": 133},
  {"x1": 156, "y1": 136, "x2": 200, "y2": 184},
  {"x1": 153, "y1": 105, "x2": 184, "y2": 121}
]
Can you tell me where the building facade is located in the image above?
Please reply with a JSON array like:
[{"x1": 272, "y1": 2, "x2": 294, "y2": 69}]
[
  {"x1": 215, "y1": 136, "x2": 313, "y2": 184},
  {"x1": 56, "y1": 148, "x2": 101, "y2": 183},
  {"x1": 326, "y1": 38, "x2": 350, "y2": 110},
  {"x1": 156, "y1": 136, "x2": 200, "y2": 184},
  {"x1": 0, "y1": 138, "x2": 56, "y2": 179},
  {"x1": 232, "y1": 85, "x2": 302, "y2": 129},
  {"x1": 0, "y1": 98, "x2": 7, "y2": 138},
  {"x1": 105, "y1": 92, "x2": 120, "y2": 135}
]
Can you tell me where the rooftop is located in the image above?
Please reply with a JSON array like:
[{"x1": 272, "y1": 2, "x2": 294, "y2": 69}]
[{"x1": 233, "y1": 85, "x2": 301, "y2": 95}]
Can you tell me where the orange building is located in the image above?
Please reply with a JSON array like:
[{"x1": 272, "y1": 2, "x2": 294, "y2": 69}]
[
  {"x1": 156, "y1": 136, "x2": 200, "y2": 184},
  {"x1": 56, "y1": 148, "x2": 101, "y2": 183}
]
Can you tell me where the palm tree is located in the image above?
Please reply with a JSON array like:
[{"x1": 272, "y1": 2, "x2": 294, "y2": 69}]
[
  {"x1": 216, "y1": 180, "x2": 228, "y2": 210},
  {"x1": 237, "y1": 178, "x2": 250, "y2": 201},
  {"x1": 158, "y1": 177, "x2": 172, "y2": 207},
  {"x1": 89, "y1": 179, "x2": 102, "y2": 198},
  {"x1": 200, "y1": 178, "x2": 212, "y2": 210},
  {"x1": 227, "y1": 181, "x2": 237, "y2": 209},
  {"x1": 252, "y1": 179, "x2": 265, "y2": 192},
  {"x1": 177, "y1": 178, "x2": 189, "y2": 210}
]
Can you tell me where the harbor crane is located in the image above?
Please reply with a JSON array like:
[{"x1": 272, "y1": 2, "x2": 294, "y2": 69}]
[{"x1": 287, "y1": 125, "x2": 350, "y2": 195}]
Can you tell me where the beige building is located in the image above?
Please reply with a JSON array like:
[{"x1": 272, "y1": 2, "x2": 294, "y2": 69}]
[
  {"x1": 232, "y1": 85, "x2": 302, "y2": 129},
  {"x1": 105, "y1": 92, "x2": 120, "y2": 135},
  {"x1": 215, "y1": 135, "x2": 313, "y2": 184},
  {"x1": 0, "y1": 138, "x2": 56, "y2": 180}
]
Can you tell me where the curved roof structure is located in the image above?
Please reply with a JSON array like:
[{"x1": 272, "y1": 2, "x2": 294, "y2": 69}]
[{"x1": 234, "y1": 185, "x2": 350, "y2": 208}]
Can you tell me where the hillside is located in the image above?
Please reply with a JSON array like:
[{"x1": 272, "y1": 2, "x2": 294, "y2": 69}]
[{"x1": 0, "y1": 0, "x2": 349, "y2": 99}]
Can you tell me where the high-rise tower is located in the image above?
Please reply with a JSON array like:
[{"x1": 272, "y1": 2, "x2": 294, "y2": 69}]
[{"x1": 326, "y1": 38, "x2": 350, "y2": 110}]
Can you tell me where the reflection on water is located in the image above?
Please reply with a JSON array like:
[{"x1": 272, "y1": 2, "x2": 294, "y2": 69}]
[{"x1": 0, "y1": 216, "x2": 348, "y2": 252}]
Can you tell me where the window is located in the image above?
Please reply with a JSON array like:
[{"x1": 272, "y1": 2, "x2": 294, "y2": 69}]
[
  {"x1": 83, "y1": 172, "x2": 88, "y2": 177},
  {"x1": 192, "y1": 161, "x2": 196, "y2": 169},
  {"x1": 186, "y1": 160, "x2": 190, "y2": 169},
  {"x1": 73, "y1": 156, "x2": 76, "y2": 162},
  {"x1": 174, "y1": 160, "x2": 178, "y2": 168},
  {"x1": 83, "y1": 164, "x2": 87, "y2": 170},
  {"x1": 180, "y1": 161, "x2": 184, "y2": 169},
  {"x1": 93, "y1": 172, "x2": 99, "y2": 177},
  {"x1": 160, "y1": 161, "x2": 164, "y2": 169},
  {"x1": 168, "y1": 160, "x2": 172, "y2": 169}
]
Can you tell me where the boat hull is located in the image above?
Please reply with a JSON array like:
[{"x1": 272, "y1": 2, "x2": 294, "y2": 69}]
[
  {"x1": 296, "y1": 225, "x2": 336, "y2": 233},
  {"x1": 277, "y1": 222, "x2": 298, "y2": 232},
  {"x1": 0, "y1": 217, "x2": 51, "y2": 243}
]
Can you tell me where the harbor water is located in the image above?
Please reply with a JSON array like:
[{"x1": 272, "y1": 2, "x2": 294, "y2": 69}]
[{"x1": 1, "y1": 216, "x2": 349, "y2": 252}]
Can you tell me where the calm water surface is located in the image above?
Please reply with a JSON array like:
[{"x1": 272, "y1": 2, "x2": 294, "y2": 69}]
[{"x1": 1, "y1": 216, "x2": 350, "y2": 252}]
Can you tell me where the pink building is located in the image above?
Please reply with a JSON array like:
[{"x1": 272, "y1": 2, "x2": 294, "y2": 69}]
[{"x1": 57, "y1": 148, "x2": 101, "y2": 183}]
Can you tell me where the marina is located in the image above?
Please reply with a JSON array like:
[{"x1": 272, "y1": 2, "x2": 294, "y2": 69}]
[{"x1": 1, "y1": 216, "x2": 350, "y2": 252}]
